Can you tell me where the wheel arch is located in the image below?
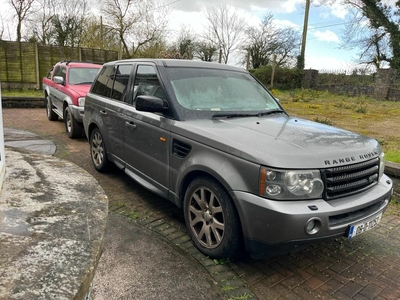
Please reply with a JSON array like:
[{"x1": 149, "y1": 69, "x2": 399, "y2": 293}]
[
  {"x1": 181, "y1": 171, "x2": 244, "y2": 258},
  {"x1": 87, "y1": 121, "x2": 112, "y2": 158},
  {"x1": 87, "y1": 122, "x2": 100, "y2": 143},
  {"x1": 176, "y1": 151, "x2": 258, "y2": 205},
  {"x1": 179, "y1": 169, "x2": 245, "y2": 231},
  {"x1": 62, "y1": 97, "x2": 72, "y2": 114}
]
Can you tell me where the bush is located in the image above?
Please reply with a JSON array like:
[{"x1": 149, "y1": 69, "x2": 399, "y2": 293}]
[{"x1": 251, "y1": 66, "x2": 301, "y2": 89}]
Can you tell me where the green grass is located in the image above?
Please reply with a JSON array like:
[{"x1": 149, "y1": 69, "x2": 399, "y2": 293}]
[
  {"x1": 1, "y1": 88, "x2": 43, "y2": 97},
  {"x1": 385, "y1": 150, "x2": 400, "y2": 163},
  {"x1": 273, "y1": 89, "x2": 400, "y2": 163}
]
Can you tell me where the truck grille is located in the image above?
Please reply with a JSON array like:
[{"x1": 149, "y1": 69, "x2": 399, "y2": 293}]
[{"x1": 321, "y1": 157, "x2": 380, "y2": 200}]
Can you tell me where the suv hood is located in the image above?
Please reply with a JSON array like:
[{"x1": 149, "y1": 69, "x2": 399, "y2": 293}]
[{"x1": 173, "y1": 114, "x2": 380, "y2": 169}]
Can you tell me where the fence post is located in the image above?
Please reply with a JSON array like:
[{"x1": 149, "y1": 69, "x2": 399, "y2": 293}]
[
  {"x1": 35, "y1": 43, "x2": 40, "y2": 88},
  {"x1": 0, "y1": 84, "x2": 6, "y2": 191},
  {"x1": 374, "y1": 68, "x2": 397, "y2": 100}
]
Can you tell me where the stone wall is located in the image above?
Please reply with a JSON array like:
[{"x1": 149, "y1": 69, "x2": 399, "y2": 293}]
[
  {"x1": 374, "y1": 68, "x2": 397, "y2": 100},
  {"x1": 303, "y1": 68, "x2": 400, "y2": 101}
]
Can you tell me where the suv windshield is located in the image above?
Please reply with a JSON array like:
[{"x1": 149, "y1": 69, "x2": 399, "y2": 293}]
[
  {"x1": 165, "y1": 67, "x2": 280, "y2": 116},
  {"x1": 69, "y1": 67, "x2": 100, "y2": 85}
]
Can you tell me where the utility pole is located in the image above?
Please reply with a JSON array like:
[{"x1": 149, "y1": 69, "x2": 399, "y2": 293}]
[{"x1": 299, "y1": 0, "x2": 311, "y2": 71}]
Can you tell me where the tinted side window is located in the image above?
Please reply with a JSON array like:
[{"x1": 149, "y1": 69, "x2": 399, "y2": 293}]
[
  {"x1": 110, "y1": 64, "x2": 133, "y2": 101},
  {"x1": 130, "y1": 65, "x2": 166, "y2": 105},
  {"x1": 91, "y1": 66, "x2": 115, "y2": 97}
]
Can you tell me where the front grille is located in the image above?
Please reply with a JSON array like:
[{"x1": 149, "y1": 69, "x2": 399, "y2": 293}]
[
  {"x1": 329, "y1": 200, "x2": 384, "y2": 227},
  {"x1": 321, "y1": 157, "x2": 380, "y2": 200}
]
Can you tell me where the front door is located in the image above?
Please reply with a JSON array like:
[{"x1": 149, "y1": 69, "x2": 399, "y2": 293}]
[{"x1": 122, "y1": 64, "x2": 171, "y2": 198}]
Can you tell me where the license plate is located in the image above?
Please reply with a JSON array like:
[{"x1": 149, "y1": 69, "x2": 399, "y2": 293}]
[{"x1": 348, "y1": 213, "x2": 382, "y2": 239}]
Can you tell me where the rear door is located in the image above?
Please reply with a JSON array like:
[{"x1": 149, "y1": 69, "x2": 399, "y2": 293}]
[
  {"x1": 88, "y1": 64, "x2": 133, "y2": 167},
  {"x1": 122, "y1": 64, "x2": 172, "y2": 198}
]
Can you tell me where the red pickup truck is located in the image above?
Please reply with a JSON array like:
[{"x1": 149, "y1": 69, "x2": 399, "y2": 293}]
[{"x1": 43, "y1": 61, "x2": 102, "y2": 138}]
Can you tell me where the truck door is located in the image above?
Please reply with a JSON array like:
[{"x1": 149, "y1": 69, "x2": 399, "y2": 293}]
[{"x1": 51, "y1": 65, "x2": 67, "y2": 111}]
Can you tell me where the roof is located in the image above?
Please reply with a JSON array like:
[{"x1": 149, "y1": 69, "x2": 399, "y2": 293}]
[
  {"x1": 55, "y1": 61, "x2": 102, "y2": 68},
  {"x1": 103, "y1": 58, "x2": 246, "y2": 72}
]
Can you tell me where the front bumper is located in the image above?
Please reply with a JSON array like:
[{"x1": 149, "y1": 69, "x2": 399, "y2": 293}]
[
  {"x1": 69, "y1": 105, "x2": 84, "y2": 123},
  {"x1": 231, "y1": 174, "x2": 393, "y2": 257}
]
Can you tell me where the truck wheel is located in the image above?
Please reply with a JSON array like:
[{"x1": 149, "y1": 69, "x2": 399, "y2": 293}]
[
  {"x1": 184, "y1": 176, "x2": 242, "y2": 259},
  {"x1": 64, "y1": 106, "x2": 82, "y2": 138},
  {"x1": 90, "y1": 127, "x2": 109, "y2": 172},
  {"x1": 45, "y1": 94, "x2": 58, "y2": 121}
]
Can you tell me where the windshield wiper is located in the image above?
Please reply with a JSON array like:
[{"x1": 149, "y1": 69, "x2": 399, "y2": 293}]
[
  {"x1": 212, "y1": 113, "x2": 258, "y2": 119},
  {"x1": 212, "y1": 109, "x2": 285, "y2": 119},
  {"x1": 257, "y1": 109, "x2": 286, "y2": 116}
]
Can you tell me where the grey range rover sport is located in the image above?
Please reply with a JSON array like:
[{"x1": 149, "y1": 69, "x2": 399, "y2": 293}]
[{"x1": 83, "y1": 59, "x2": 393, "y2": 259}]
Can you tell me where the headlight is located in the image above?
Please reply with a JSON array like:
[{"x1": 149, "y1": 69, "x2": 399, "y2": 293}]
[
  {"x1": 259, "y1": 167, "x2": 324, "y2": 200},
  {"x1": 379, "y1": 152, "x2": 385, "y2": 179},
  {"x1": 78, "y1": 97, "x2": 85, "y2": 107}
]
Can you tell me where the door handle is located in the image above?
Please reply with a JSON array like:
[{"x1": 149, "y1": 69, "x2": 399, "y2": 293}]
[{"x1": 125, "y1": 121, "x2": 137, "y2": 129}]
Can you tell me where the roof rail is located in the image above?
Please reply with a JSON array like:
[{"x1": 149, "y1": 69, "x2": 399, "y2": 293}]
[{"x1": 56, "y1": 60, "x2": 97, "y2": 65}]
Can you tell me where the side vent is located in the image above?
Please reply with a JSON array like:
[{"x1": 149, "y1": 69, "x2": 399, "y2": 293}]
[{"x1": 172, "y1": 139, "x2": 191, "y2": 158}]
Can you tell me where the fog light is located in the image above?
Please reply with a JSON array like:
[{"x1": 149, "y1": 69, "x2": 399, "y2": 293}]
[
  {"x1": 266, "y1": 184, "x2": 281, "y2": 196},
  {"x1": 305, "y1": 218, "x2": 321, "y2": 235}
]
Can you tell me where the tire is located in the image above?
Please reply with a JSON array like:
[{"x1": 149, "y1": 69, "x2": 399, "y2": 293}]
[
  {"x1": 64, "y1": 106, "x2": 82, "y2": 138},
  {"x1": 184, "y1": 176, "x2": 242, "y2": 259},
  {"x1": 45, "y1": 93, "x2": 58, "y2": 121},
  {"x1": 90, "y1": 127, "x2": 109, "y2": 172}
]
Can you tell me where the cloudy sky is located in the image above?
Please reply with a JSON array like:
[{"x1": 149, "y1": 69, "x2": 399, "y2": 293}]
[
  {"x1": 0, "y1": 0, "x2": 359, "y2": 70},
  {"x1": 159, "y1": 0, "x2": 358, "y2": 70}
]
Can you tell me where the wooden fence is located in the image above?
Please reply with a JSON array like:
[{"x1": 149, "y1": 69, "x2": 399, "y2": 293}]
[{"x1": 0, "y1": 41, "x2": 119, "y2": 89}]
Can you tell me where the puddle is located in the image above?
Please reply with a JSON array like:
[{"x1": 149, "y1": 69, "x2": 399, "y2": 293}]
[{"x1": 0, "y1": 208, "x2": 29, "y2": 236}]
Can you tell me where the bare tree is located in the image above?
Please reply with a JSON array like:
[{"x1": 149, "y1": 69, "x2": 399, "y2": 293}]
[
  {"x1": 26, "y1": 0, "x2": 59, "y2": 44},
  {"x1": 165, "y1": 27, "x2": 196, "y2": 59},
  {"x1": 0, "y1": 15, "x2": 5, "y2": 40},
  {"x1": 244, "y1": 14, "x2": 277, "y2": 69},
  {"x1": 80, "y1": 16, "x2": 121, "y2": 50},
  {"x1": 7, "y1": 0, "x2": 36, "y2": 41},
  {"x1": 203, "y1": 2, "x2": 246, "y2": 64},
  {"x1": 101, "y1": 0, "x2": 169, "y2": 58},
  {"x1": 274, "y1": 27, "x2": 301, "y2": 67},
  {"x1": 130, "y1": 0, "x2": 169, "y2": 57},
  {"x1": 244, "y1": 14, "x2": 300, "y2": 69},
  {"x1": 342, "y1": 0, "x2": 400, "y2": 71},
  {"x1": 101, "y1": 0, "x2": 135, "y2": 57},
  {"x1": 50, "y1": 0, "x2": 89, "y2": 47}
]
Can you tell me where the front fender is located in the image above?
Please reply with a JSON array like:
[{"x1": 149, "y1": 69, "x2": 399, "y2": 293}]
[
  {"x1": 62, "y1": 95, "x2": 73, "y2": 107},
  {"x1": 172, "y1": 140, "x2": 260, "y2": 200}
]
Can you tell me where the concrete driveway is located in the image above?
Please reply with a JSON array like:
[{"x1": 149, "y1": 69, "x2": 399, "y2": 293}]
[{"x1": 3, "y1": 108, "x2": 400, "y2": 300}]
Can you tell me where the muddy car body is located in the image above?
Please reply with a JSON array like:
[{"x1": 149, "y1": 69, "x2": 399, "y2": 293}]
[{"x1": 83, "y1": 59, "x2": 393, "y2": 258}]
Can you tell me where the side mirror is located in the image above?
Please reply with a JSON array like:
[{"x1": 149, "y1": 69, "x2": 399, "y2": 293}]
[
  {"x1": 136, "y1": 95, "x2": 168, "y2": 113},
  {"x1": 53, "y1": 76, "x2": 64, "y2": 85}
]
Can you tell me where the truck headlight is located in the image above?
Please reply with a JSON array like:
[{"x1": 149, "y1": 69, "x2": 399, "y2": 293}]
[
  {"x1": 259, "y1": 167, "x2": 324, "y2": 200},
  {"x1": 78, "y1": 97, "x2": 85, "y2": 107},
  {"x1": 379, "y1": 152, "x2": 385, "y2": 180}
]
